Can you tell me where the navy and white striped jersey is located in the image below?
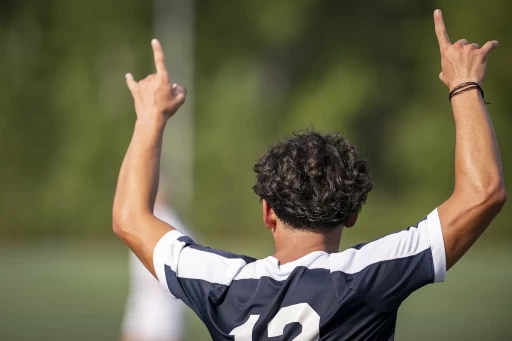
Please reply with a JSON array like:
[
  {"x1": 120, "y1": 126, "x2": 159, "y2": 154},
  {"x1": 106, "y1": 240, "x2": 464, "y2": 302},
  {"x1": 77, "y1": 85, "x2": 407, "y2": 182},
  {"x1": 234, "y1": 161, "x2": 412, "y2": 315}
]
[{"x1": 153, "y1": 208, "x2": 446, "y2": 341}]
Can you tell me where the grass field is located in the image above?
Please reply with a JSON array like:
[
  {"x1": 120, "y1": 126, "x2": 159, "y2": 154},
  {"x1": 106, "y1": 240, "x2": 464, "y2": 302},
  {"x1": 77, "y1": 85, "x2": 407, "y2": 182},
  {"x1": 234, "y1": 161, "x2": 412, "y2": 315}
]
[{"x1": 0, "y1": 239, "x2": 511, "y2": 340}]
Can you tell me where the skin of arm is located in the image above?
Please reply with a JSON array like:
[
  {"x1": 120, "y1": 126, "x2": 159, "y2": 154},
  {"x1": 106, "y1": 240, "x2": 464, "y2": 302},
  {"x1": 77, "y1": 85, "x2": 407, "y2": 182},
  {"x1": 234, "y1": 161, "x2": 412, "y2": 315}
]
[
  {"x1": 433, "y1": 10, "x2": 507, "y2": 270},
  {"x1": 113, "y1": 39, "x2": 186, "y2": 277}
]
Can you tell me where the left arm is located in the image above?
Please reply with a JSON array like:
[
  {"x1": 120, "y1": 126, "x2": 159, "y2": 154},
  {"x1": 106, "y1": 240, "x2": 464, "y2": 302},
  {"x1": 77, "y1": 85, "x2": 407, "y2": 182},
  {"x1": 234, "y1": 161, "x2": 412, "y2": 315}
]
[{"x1": 112, "y1": 39, "x2": 186, "y2": 277}]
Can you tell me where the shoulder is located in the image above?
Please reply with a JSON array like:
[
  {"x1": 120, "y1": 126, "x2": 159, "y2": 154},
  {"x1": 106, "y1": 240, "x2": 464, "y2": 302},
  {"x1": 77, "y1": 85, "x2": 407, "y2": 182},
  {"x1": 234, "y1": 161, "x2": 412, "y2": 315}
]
[{"x1": 331, "y1": 210, "x2": 444, "y2": 276}]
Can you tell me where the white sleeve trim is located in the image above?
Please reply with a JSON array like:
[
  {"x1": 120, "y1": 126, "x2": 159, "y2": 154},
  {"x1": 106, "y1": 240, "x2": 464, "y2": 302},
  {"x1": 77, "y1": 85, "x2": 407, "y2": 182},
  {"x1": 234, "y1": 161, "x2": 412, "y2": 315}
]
[
  {"x1": 153, "y1": 230, "x2": 185, "y2": 297},
  {"x1": 426, "y1": 208, "x2": 447, "y2": 283}
]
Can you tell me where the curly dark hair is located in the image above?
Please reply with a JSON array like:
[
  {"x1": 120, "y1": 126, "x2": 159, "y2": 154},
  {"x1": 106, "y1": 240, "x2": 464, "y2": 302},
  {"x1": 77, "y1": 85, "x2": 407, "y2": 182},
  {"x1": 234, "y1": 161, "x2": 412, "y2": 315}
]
[{"x1": 253, "y1": 130, "x2": 373, "y2": 232}]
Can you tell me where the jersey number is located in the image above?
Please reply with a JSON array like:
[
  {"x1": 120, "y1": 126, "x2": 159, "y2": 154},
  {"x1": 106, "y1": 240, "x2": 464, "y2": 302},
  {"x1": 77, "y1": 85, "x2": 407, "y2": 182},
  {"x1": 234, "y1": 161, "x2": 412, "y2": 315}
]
[{"x1": 229, "y1": 303, "x2": 320, "y2": 341}]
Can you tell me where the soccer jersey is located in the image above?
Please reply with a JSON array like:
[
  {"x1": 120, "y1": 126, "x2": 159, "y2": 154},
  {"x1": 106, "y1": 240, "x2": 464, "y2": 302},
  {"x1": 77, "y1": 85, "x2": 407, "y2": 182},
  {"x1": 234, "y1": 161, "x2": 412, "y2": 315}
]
[{"x1": 153, "y1": 208, "x2": 446, "y2": 341}]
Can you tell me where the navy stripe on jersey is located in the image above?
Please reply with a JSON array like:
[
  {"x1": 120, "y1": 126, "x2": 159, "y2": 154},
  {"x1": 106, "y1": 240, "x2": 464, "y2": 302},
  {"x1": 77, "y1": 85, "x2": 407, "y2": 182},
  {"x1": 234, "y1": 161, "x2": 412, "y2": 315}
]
[
  {"x1": 164, "y1": 266, "x2": 228, "y2": 320},
  {"x1": 177, "y1": 236, "x2": 257, "y2": 264},
  {"x1": 341, "y1": 248, "x2": 434, "y2": 312},
  {"x1": 153, "y1": 208, "x2": 446, "y2": 341}
]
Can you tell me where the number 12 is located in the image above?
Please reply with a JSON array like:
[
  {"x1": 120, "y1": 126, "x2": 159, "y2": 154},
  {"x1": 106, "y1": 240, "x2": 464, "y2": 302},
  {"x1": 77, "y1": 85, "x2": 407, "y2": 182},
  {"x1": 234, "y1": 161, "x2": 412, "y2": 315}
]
[{"x1": 229, "y1": 303, "x2": 320, "y2": 341}]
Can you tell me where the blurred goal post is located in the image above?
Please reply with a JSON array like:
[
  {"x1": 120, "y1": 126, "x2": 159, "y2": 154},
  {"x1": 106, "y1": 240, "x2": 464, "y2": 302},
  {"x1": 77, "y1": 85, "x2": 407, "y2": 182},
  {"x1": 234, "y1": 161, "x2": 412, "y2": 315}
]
[{"x1": 154, "y1": 0, "x2": 194, "y2": 217}]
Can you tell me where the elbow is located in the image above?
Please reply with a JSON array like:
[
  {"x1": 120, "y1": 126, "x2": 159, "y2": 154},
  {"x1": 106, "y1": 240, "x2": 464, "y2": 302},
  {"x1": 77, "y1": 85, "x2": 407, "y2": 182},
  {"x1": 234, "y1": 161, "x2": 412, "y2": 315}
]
[
  {"x1": 112, "y1": 207, "x2": 134, "y2": 240},
  {"x1": 478, "y1": 183, "x2": 507, "y2": 212},
  {"x1": 112, "y1": 206, "x2": 153, "y2": 240},
  {"x1": 112, "y1": 211, "x2": 125, "y2": 239},
  {"x1": 490, "y1": 186, "x2": 507, "y2": 210},
  {"x1": 112, "y1": 218, "x2": 124, "y2": 239}
]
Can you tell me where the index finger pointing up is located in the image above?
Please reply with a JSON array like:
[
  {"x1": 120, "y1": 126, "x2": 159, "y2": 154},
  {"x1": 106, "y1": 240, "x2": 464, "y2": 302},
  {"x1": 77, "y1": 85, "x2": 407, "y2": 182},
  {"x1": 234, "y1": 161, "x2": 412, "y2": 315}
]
[
  {"x1": 152, "y1": 39, "x2": 169, "y2": 80},
  {"x1": 434, "y1": 9, "x2": 451, "y2": 48}
]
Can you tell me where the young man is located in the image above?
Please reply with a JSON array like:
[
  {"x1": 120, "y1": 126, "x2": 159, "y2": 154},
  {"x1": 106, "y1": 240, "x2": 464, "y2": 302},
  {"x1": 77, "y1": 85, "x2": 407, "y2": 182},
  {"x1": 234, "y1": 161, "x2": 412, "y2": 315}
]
[{"x1": 113, "y1": 10, "x2": 506, "y2": 341}]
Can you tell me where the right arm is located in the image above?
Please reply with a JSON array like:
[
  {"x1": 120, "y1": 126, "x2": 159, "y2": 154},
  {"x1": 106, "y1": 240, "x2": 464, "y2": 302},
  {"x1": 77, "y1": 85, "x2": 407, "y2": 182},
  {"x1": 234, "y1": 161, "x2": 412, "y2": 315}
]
[
  {"x1": 434, "y1": 9, "x2": 506, "y2": 270},
  {"x1": 314, "y1": 11, "x2": 506, "y2": 313},
  {"x1": 113, "y1": 40, "x2": 185, "y2": 277}
]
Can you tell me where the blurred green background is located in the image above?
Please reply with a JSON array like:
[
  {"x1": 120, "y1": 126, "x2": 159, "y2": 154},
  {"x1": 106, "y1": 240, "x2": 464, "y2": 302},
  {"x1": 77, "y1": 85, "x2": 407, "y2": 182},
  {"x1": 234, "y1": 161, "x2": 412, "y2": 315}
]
[{"x1": 0, "y1": 0, "x2": 511, "y2": 340}]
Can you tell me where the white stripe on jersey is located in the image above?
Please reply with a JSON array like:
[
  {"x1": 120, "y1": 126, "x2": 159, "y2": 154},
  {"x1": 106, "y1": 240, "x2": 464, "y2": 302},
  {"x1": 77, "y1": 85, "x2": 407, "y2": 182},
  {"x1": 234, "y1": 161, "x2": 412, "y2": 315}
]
[
  {"x1": 234, "y1": 209, "x2": 445, "y2": 283},
  {"x1": 153, "y1": 230, "x2": 185, "y2": 297},
  {"x1": 153, "y1": 230, "x2": 248, "y2": 294},
  {"x1": 425, "y1": 209, "x2": 446, "y2": 282},
  {"x1": 328, "y1": 217, "x2": 431, "y2": 275},
  {"x1": 153, "y1": 208, "x2": 446, "y2": 296},
  {"x1": 178, "y1": 247, "x2": 247, "y2": 285}
]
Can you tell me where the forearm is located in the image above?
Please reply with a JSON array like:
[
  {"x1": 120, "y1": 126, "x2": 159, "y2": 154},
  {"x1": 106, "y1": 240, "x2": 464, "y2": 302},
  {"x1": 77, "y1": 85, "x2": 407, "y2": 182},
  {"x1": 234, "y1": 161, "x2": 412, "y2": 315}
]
[
  {"x1": 113, "y1": 134, "x2": 134, "y2": 220},
  {"x1": 126, "y1": 120, "x2": 164, "y2": 211},
  {"x1": 114, "y1": 120, "x2": 165, "y2": 216},
  {"x1": 451, "y1": 90, "x2": 504, "y2": 196}
]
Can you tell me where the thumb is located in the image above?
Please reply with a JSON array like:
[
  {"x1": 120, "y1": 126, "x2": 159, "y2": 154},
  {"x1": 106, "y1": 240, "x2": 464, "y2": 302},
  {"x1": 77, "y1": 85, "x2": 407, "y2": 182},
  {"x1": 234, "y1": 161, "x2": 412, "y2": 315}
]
[
  {"x1": 172, "y1": 83, "x2": 187, "y2": 103},
  {"x1": 480, "y1": 40, "x2": 499, "y2": 55},
  {"x1": 439, "y1": 71, "x2": 450, "y2": 88},
  {"x1": 125, "y1": 73, "x2": 138, "y2": 94}
]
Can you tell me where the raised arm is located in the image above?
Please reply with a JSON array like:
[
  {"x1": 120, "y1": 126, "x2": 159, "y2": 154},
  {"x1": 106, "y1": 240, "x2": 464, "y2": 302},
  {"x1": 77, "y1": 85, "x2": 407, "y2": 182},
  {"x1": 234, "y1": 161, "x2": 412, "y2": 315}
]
[
  {"x1": 112, "y1": 39, "x2": 187, "y2": 277},
  {"x1": 433, "y1": 10, "x2": 506, "y2": 270}
]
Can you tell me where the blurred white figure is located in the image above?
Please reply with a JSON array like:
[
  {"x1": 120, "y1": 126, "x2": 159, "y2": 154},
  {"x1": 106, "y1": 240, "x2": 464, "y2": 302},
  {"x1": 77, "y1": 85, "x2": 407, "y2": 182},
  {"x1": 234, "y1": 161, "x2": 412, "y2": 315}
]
[{"x1": 121, "y1": 189, "x2": 192, "y2": 341}]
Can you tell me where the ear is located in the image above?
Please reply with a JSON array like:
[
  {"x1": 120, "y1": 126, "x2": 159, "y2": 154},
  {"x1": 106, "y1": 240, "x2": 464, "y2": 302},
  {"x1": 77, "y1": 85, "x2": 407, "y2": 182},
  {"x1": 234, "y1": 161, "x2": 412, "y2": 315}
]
[
  {"x1": 262, "y1": 199, "x2": 277, "y2": 231},
  {"x1": 345, "y1": 214, "x2": 358, "y2": 228}
]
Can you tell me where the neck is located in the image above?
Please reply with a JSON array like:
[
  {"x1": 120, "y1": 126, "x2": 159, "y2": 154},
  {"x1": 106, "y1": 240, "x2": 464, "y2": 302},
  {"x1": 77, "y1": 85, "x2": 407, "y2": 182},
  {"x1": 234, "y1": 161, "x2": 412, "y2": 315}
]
[{"x1": 272, "y1": 226, "x2": 343, "y2": 265}]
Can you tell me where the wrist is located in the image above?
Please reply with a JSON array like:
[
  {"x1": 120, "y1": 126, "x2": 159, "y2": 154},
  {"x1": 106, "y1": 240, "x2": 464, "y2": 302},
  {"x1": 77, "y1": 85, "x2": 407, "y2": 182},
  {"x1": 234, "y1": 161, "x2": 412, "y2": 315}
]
[
  {"x1": 450, "y1": 87, "x2": 483, "y2": 104},
  {"x1": 449, "y1": 79, "x2": 481, "y2": 92},
  {"x1": 449, "y1": 81, "x2": 485, "y2": 104},
  {"x1": 134, "y1": 118, "x2": 167, "y2": 138},
  {"x1": 135, "y1": 116, "x2": 167, "y2": 130}
]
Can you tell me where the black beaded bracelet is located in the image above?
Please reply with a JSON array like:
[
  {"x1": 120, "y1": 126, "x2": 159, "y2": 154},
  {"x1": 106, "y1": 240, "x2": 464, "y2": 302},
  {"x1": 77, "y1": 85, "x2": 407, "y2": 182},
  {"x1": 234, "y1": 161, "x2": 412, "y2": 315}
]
[{"x1": 449, "y1": 82, "x2": 489, "y2": 104}]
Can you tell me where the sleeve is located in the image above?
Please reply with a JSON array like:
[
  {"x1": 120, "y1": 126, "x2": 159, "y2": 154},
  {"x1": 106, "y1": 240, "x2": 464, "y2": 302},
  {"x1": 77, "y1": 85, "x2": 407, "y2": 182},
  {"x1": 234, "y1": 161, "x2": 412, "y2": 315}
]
[
  {"x1": 334, "y1": 208, "x2": 446, "y2": 312},
  {"x1": 153, "y1": 230, "x2": 254, "y2": 319}
]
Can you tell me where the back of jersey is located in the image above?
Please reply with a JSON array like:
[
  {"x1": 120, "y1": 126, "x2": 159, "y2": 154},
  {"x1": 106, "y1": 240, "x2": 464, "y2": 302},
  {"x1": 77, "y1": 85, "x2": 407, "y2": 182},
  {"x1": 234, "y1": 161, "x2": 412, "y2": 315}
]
[
  {"x1": 224, "y1": 252, "x2": 395, "y2": 341},
  {"x1": 153, "y1": 208, "x2": 446, "y2": 341}
]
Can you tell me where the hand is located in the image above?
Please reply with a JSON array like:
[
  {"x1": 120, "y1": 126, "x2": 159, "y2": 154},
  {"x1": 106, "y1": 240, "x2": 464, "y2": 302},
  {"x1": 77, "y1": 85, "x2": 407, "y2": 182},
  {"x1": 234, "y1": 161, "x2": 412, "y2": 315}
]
[
  {"x1": 434, "y1": 9, "x2": 498, "y2": 91},
  {"x1": 125, "y1": 39, "x2": 186, "y2": 123}
]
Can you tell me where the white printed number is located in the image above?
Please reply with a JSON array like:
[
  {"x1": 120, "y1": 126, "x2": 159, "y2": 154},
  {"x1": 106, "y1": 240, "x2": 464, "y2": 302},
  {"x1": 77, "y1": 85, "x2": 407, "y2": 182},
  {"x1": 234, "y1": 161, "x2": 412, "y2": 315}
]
[{"x1": 230, "y1": 303, "x2": 320, "y2": 341}]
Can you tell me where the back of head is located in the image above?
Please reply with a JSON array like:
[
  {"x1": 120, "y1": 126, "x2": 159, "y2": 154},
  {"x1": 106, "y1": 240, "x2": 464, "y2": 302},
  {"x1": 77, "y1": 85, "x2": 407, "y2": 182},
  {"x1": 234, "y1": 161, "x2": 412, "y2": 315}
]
[{"x1": 253, "y1": 130, "x2": 373, "y2": 232}]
